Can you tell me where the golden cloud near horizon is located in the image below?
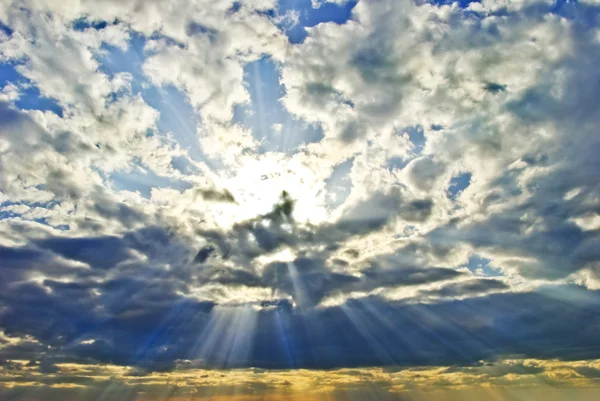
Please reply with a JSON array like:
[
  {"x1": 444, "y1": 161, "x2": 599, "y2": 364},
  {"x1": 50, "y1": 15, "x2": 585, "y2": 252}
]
[{"x1": 2, "y1": 358, "x2": 600, "y2": 400}]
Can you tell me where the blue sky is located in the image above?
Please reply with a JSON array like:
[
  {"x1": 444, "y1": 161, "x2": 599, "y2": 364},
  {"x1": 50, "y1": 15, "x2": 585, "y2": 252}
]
[{"x1": 1, "y1": 0, "x2": 600, "y2": 400}]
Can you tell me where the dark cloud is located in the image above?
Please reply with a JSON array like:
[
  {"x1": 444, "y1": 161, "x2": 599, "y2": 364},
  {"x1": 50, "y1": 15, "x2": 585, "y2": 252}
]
[
  {"x1": 197, "y1": 264, "x2": 261, "y2": 287},
  {"x1": 2, "y1": 229, "x2": 600, "y2": 371},
  {"x1": 344, "y1": 248, "x2": 360, "y2": 258},
  {"x1": 574, "y1": 366, "x2": 600, "y2": 378},
  {"x1": 195, "y1": 191, "x2": 302, "y2": 262},
  {"x1": 262, "y1": 257, "x2": 361, "y2": 308},
  {"x1": 331, "y1": 258, "x2": 349, "y2": 267},
  {"x1": 44, "y1": 168, "x2": 84, "y2": 199},
  {"x1": 484, "y1": 82, "x2": 507, "y2": 93},
  {"x1": 197, "y1": 188, "x2": 236, "y2": 203},
  {"x1": 406, "y1": 157, "x2": 445, "y2": 192},
  {"x1": 249, "y1": 285, "x2": 600, "y2": 369},
  {"x1": 419, "y1": 279, "x2": 508, "y2": 298},
  {"x1": 265, "y1": 190, "x2": 295, "y2": 221},
  {"x1": 90, "y1": 190, "x2": 146, "y2": 229},
  {"x1": 339, "y1": 120, "x2": 367, "y2": 143},
  {"x1": 35, "y1": 235, "x2": 132, "y2": 269},
  {"x1": 441, "y1": 360, "x2": 544, "y2": 377},
  {"x1": 360, "y1": 264, "x2": 462, "y2": 290},
  {"x1": 401, "y1": 199, "x2": 433, "y2": 222},
  {"x1": 193, "y1": 245, "x2": 215, "y2": 264},
  {"x1": 325, "y1": 187, "x2": 434, "y2": 240},
  {"x1": 186, "y1": 21, "x2": 219, "y2": 41}
]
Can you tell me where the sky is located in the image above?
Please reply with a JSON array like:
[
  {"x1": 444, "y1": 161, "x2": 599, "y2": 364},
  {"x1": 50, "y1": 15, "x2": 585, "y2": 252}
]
[{"x1": 1, "y1": 0, "x2": 600, "y2": 400}]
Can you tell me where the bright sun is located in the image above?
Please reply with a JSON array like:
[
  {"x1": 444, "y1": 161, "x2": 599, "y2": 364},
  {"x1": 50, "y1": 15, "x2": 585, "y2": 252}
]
[{"x1": 219, "y1": 156, "x2": 330, "y2": 226}]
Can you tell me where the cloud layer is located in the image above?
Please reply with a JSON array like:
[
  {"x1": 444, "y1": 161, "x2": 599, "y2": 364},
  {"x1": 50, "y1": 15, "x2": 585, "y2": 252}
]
[{"x1": 1, "y1": 0, "x2": 600, "y2": 393}]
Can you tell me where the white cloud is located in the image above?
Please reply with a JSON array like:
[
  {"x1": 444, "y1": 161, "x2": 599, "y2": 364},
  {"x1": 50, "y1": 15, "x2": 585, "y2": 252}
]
[{"x1": 0, "y1": 0, "x2": 599, "y2": 317}]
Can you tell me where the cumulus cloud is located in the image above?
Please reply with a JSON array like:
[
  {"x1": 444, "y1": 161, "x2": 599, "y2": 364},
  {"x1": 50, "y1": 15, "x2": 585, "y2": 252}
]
[{"x1": 0, "y1": 0, "x2": 600, "y2": 389}]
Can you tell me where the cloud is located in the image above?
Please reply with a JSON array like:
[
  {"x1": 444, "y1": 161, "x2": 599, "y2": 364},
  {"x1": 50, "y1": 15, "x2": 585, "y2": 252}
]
[
  {"x1": 1, "y1": 0, "x2": 600, "y2": 391},
  {"x1": 418, "y1": 278, "x2": 509, "y2": 299},
  {"x1": 3, "y1": 342, "x2": 600, "y2": 401},
  {"x1": 34, "y1": 235, "x2": 134, "y2": 269},
  {"x1": 197, "y1": 188, "x2": 237, "y2": 203},
  {"x1": 2, "y1": 228, "x2": 600, "y2": 370}
]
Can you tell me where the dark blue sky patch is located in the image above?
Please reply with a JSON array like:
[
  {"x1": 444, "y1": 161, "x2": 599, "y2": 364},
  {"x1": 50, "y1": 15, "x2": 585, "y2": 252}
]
[
  {"x1": 276, "y1": 0, "x2": 358, "y2": 44},
  {"x1": 97, "y1": 31, "x2": 184, "y2": 80},
  {"x1": 0, "y1": 200, "x2": 60, "y2": 209},
  {"x1": 72, "y1": 18, "x2": 112, "y2": 32},
  {"x1": 386, "y1": 126, "x2": 426, "y2": 171},
  {"x1": 0, "y1": 201, "x2": 27, "y2": 220},
  {"x1": 256, "y1": 8, "x2": 278, "y2": 19},
  {"x1": 0, "y1": 200, "x2": 62, "y2": 226},
  {"x1": 0, "y1": 62, "x2": 22, "y2": 85},
  {"x1": 556, "y1": 1, "x2": 600, "y2": 26},
  {"x1": 142, "y1": 85, "x2": 207, "y2": 162},
  {"x1": 0, "y1": 63, "x2": 63, "y2": 116},
  {"x1": 170, "y1": 155, "x2": 201, "y2": 175},
  {"x1": 16, "y1": 85, "x2": 64, "y2": 117},
  {"x1": 405, "y1": 125, "x2": 426, "y2": 154},
  {"x1": 0, "y1": 20, "x2": 14, "y2": 36},
  {"x1": 97, "y1": 33, "x2": 147, "y2": 85},
  {"x1": 109, "y1": 163, "x2": 194, "y2": 199},
  {"x1": 0, "y1": 210, "x2": 17, "y2": 220},
  {"x1": 482, "y1": 0, "x2": 590, "y2": 22},
  {"x1": 233, "y1": 57, "x2": 323, "y2": 154},
  {"x1": 96, "y1": 36, "x2": 210, "y2": 165},
  {"x1": 3, "y1": 215, "x2": 68, "y2": 231},
  {"x1": 228, "y1": 1, "x2": 242, "y2": 14},
  {"x1": 421, "y1": 0, "x2": 480, "y2": 8},
  {"x1": 53, "y1": 224, "x2": 70, "y2": 231},
  {"x1": 447, "y1": 172, "x2": 471, "y2": 198},
  {"x1": 465, "y1": 254, "x2": 503, "y2": 277}
]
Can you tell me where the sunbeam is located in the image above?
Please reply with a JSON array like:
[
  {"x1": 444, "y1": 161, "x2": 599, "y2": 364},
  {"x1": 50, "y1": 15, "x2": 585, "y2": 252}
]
[{"x1": 193, "y1": 305, "x2": 259, "y2": 368}]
